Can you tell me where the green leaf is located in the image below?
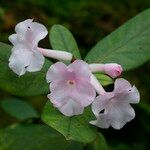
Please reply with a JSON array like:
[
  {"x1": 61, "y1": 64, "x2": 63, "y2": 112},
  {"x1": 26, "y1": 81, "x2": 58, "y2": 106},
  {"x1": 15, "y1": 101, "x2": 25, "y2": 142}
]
[
  {"x1": 94, "y1": 73, "x2": 113, "y2": 86},
  {"x1": 138, "y1": 102, "x2": 150, "y2": 115},
  {"x1": 0, "y1": 42, "x2": 52, "y2": 96},
  {"x1": 85, "y1": 9, "x2": 150, "y2": 71},
  {"x1": 41, "y1": 101, "x2": 97, "y2": 143},
  {"x1": 0, "y1": 124, "x2": 83, "y2": 150},
  {"x1": 50, "y1": 24, "x2": 81, "y2": 59},
  {"x1": 87, "y1": 133, "x2": 109, "y2": 150},
  {"x1": 110, "y1": 143, "x2": 129, "y2": 150},
  {"x1": 0, "y1": 98, "x2": 39, "y2": 120}
]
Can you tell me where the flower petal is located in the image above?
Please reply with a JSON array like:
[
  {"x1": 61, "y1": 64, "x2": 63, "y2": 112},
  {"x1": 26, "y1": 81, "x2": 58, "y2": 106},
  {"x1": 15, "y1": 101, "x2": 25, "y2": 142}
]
[
  {"x1": 9, "y1": 34, "x2": 18, "y2": 45},
  {"x1": 114, "y1": 78, "x2": 132, "y2": 92},
  {"x1": 114, "y1": 86, "x2": 140, "y2": 104},
  {"x1": 9, "y1": 34, "x2": 27, "y2": 46},
  {"x1": 68, "y1": 60, "x2": 91, "y2": 80},
  {"x1": 9, "y1": 44, "x2": 32, "y2": 76},
  {"x1": 15, "y1": 19, "x2": 33, "y2": 34},
  {"x1": 29, "y1": 21, "x2": 48, "y2": 44},
  {"x1": 48, "y1": 93, "x2": 67, "y2": 108},
  {"x1": 59, "y1": 99, "x2": 84, "y2": 116},
  {"x1": 26, "y1": 49, "x2": 44, "y2": 72},
  {"x1": 114, "y1": 78, "x2": 140, "y2": 104},
  {"x1": 90, "y1": 114, "x2": 110, "y2": 129},
  {"x1": 129, "y1": 86, "x2": 140, "y2": 103},
  {"x1": 71, "y1": 79, "x2": 96, "y2": 107},
  {"x1": 91, "y1": 102, "x2": 135, "y2": 129},
  {"x1": 91, "y1": 93, "x2": 113, "y2": 117},
  {"x1": 106, "y1": 102, "x2": 135, "y2": 129},
  {"x1": 48, "y1": 80, "x2": 70, "y2": 107},
  {"x1": 46, "y1": 62, "x2": 68, "y2": 83},
  {"x1": 15, "y1": 19, "x2": 48, "y2": 47}
]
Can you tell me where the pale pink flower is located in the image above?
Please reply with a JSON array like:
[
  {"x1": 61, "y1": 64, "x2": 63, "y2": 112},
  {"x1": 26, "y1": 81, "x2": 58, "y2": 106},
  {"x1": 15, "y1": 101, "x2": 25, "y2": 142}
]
[
  {"x1": 9, "y1": 19, "x2": 72, "y2": 76},
  {"x1": 90, "y1": 78, "x2": 140, "y2": 129},
  {"x1": 46, "y1": 60, "x2": 96, "y2": 116},
  {"x1": 89, "y1": 63, "x2": 123, "y2": 78}
]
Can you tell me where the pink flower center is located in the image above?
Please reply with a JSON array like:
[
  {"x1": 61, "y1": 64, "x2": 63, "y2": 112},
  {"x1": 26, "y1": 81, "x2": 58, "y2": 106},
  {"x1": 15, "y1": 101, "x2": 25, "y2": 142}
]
[{"x1": 67, "y1": 80, "x2": 75, "y2": 85}]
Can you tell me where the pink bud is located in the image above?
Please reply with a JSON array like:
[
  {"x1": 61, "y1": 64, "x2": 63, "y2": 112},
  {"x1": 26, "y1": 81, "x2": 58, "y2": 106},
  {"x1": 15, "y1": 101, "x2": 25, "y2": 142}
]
[
  {"x1": 104, "y1": 63, "x2": 123, "y2": 78},
  {"x1": 89, "y1": 63, "x2": 123, "y2": 78}
]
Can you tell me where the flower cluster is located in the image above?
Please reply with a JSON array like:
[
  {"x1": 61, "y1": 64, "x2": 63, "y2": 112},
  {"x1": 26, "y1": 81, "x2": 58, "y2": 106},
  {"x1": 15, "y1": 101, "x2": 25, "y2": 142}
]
[{"x1": 8, "y1": 19, "x2": 140, "y2": 129}]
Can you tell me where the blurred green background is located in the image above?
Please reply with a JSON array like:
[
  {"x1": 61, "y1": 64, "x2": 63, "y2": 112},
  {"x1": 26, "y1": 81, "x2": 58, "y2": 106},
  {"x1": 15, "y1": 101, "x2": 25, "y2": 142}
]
[{"x1": 0, "y1": 0, "x2": 150, "y2": 150}]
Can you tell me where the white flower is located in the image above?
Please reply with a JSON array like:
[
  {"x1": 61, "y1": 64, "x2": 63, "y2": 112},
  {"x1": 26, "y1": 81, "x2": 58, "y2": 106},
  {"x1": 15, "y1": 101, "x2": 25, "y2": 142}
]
[
  {"x1": 90, "y1": 78, "x2": 140, "y2": 129},
  {"x1": 9, "y1": 19, "x2": 72, "y2": 76}
]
